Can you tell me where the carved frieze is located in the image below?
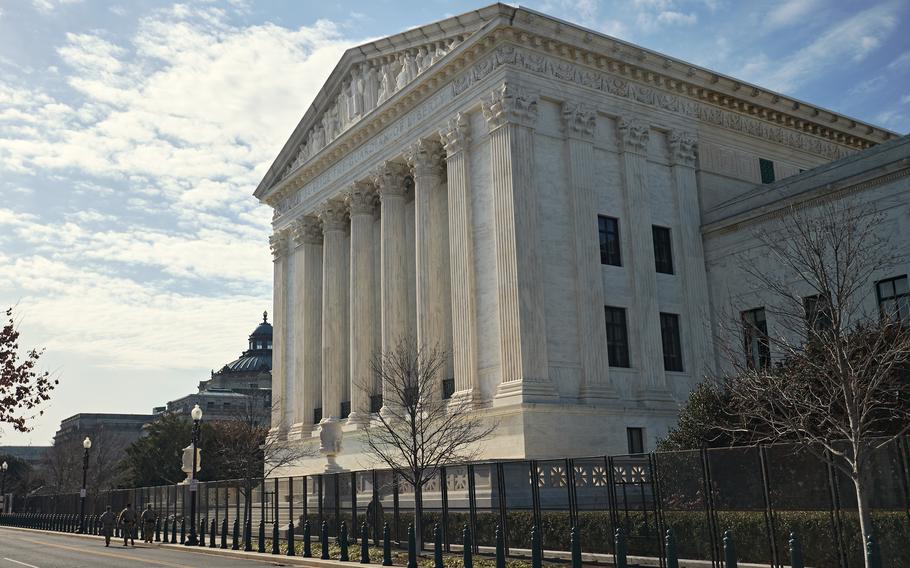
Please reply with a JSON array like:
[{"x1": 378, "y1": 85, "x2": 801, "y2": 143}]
[
  {"x1": 406, "y1": 138, "x2": 445, "y2": 180},
  {"x1": 562, "y1": 102, "x2": 596, "y2": 140},
  {"x1": 482, "y1": 83, "x2": 539, "y2": 130},
  {"x1": 617, "y1": 118, "x2": 650, "y2": 154},
  {"x1": 668, "y1": 130, "x2": 698, "y2": 167},
  {"x1": 439, "y1": 112, "x2": 471, "y2": 158}
]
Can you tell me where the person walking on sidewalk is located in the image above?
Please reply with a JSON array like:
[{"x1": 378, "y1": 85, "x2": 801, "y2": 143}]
[
  {"x1": 99, "y1": 506, "x2": 116, "y2": 547},
  {"x1": 140, "y1": 504, "x2": 157, "y2": 543},
  {"x1": 117, "y1": 503, "x2": 137, "y2": 547}
]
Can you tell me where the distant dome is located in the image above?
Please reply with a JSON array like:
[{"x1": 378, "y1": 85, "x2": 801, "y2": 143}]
[
  {"x1": 222, "y1": 353, "x2": 272, "y2": 373},
  {"x1": 218, "y1": 311, "x2": 273, "y2": 375},
  {"x1": 250, "y1": 310, "x2": 273, "y2": 339}
]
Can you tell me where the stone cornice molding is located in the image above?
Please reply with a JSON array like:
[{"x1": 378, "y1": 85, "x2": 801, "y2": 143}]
[
  {"x1": 319, "y1": 200, "x2": 349, "y2": 232},
  {"x1": 482, "y1": 83, "x2": 539, "y2": 131},
  {"x1": 372, "y1": 161, "x2": 410, "y2": 199},
  {"x1": 292, "y1": 216, "x2": 324, "y2": 246},
  {"x1": 439, "y1": 112, "x2": 471, "y2": 158},
  {"x1": 406, "y1": 138, "x2": 445, "y2": 180},
  {"x1": 269, "y1": 230, "x2": 289, "y2": 260},
  {"x1": 668, "y1": 130, "x2": 698, "y2": 167},
  {"x1": 562, "y1": 101, "x2": 596, "y2": 140},
  {"x1": 345, "y1": 181, "x2": 378, "y2": 216},
  {"x1": 617, "y1": 117, "x2": 650, "y2": 154}
]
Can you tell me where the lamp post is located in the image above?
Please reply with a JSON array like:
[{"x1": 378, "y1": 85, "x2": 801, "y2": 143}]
[
  {"x1": 1, "y1": 461, "x2": 8, "y2": 515},
  {"x1": 185, "y1": 404, "x2": 203, "y2": 546},
  {"x1": 78, "y1": 437, "x2": 91, "y2": 533}
]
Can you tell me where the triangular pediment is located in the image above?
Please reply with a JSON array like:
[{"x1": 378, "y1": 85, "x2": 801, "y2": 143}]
[{"x1": 254, "y1": 3, "x2": 513, "y2": 198}]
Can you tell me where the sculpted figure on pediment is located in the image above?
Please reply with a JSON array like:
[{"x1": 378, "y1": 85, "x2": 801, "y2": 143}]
[
  {"x1": 396, "y1": 51, "x2": 419, "y2": 91},
  {"x1": 416, "y1": 46, "x2": 431, "y2": 73},
  {"x1": 377, "y1": 62, "x2": 395, "y2": 105},
  {"x1": 362, "y1": 63, "x2": 379, "y2": 111},
  {"x1": 430, "y1": 41, "x2": 447, "y2": 65},
  {"x1": 313, "y1": 125, "x2": 325, "y2": 151},
  {"x1": 350, "y1": 69, "x2": 364, "y2": 117}
]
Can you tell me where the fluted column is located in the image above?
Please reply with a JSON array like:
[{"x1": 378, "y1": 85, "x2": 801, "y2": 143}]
[
  {"x1": 618, "y1": 117, "x2": 668, "y2": 396},
  {"x1": 482, "y1": 83, "x2": 554, "y2": 402},
  {"x1": 289, "y1": 216, "x2": 323, "y2": 436},
  {"x1": 408, "y1": 138, "x2": 452, "y2": 394},
  {"x1": 268, "y1": 230, "x2": 289, "y2": 437},
  {"x1": 669, "y1": 130, "x2": 714, "y2": 382},
  {"x1": 563, "y1": 102, "x2": 615, "y2": 401},
  {"x1": 374, "y1": 161, "x2": 410, "y2": 410},
  {"x1": 346, "y1": 182, "x2": 378, "y2": 424},
  {"x1": 440, "y1": 113, "x2": 479, "y2": 404},
  {"x1": 319, "y1": 201, "x2": 349, "y2": 421}
]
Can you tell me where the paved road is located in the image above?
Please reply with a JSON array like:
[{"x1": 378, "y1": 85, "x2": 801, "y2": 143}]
[{"x1": 0, "y1": 527, "x2": 301, "y2": 568}]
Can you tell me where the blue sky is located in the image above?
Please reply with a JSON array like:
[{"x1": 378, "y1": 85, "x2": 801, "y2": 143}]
[{"x1": 1, "y1": 0, "x2": 908, "y2": 446}]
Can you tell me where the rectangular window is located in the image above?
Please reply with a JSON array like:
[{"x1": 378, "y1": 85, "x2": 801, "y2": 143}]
[
  {"x1": 340, "y1": 401, "x2": 351, "y2": 419},
  {"x1": 877, "y1": 275, "x2": 909, "y2": 322},
  {"x1": 803, "y1": 294, "x2": 832, "y2": 334},
  {"x1": 442, "y1": 378, "x2": 455, "y2": 400},
  {"x1": 598, "y1": 216, "x2": 622, "y2": 266},
  {"x1": 742, "y1": 307, "x2": 770, "y2": 369},
  {"x1": 627, "y1": 427, "x2": 644, "y2": 454},
  {"x1": 605, "y1": 306, "x2": 630, "y2": 368},
  {"x1": 652, "y1": 226, "x2": 674, "y2": 274},
  {"x1": 313, "y1": 407, "x2": 322, "y2": 424},
  {"x1": 759, "y1": 158, "x2": 776, "y2": 184},
  {"x1": 660, "y1": 313, "x2": 683, "y2": 372}
]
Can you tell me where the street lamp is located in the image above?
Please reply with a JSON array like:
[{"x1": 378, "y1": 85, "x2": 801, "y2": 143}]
[
  {"x1": 185, "y1": 404, "x2": 203, "y2": 546},
  {"x1": 1, "y1": 461, "x2": 8, "y2": 515},
  {"x1": 78, "y1": 437, "x2": 91, "y2": 533}
]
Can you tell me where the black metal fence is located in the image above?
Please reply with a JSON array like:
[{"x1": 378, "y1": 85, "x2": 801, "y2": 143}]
[{"x1": 5, "y1": 439, "x2": 910, "y2": 567}]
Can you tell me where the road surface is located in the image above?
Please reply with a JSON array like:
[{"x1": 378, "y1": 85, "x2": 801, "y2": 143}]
[{"x1": 0, "y1": 527, "x2": 303, "y2": 568}]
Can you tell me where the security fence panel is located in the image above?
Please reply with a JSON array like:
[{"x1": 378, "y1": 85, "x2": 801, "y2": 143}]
[
  {"x1": 472, "y1": 463, "x2": 501, "y2": 549},
  {"x1": 536, "y1": 459, "x2": 571, "y2": 552},
  {"x1": 396, "y1": 474, "x2": 414, "y2": 542},
  {"x1": 609, "y1": 454, "x2": 660, "y2": 557},
  {"x1": 574, "y1": 457, "x2": 613, "y2": 554},
  {"x1": 502, "y1": 461, "x2": 533, "y2": 552},
  {"x1": 306, "y1": 475, "x2": 321, "y2": 532},
  {"x1": 276, "y1": 477, "x2": 290, "y2": 529},
  {"x1": 292, "y1": 476, "x2": 306, "y2": 529},
  {"x1": 445, "y1": 465, "x2": 470, "y2": 548},
  {"x1": 654, "y1": 449, "x2": 713, "y2": 562},
  {"x1": 338, "y1": 472, "x2": 355, "y2": 540},
  {"x1": 355, "y1": 471, "x2": 374, "y2": 541},
  {"x1": 421, "y1": 469, "x2": 444, "y2": 547}
]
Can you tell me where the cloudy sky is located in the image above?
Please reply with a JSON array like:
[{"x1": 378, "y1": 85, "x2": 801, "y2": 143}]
[{"x1": 1, "y1": 0, "x2": 908, "y2": 446}]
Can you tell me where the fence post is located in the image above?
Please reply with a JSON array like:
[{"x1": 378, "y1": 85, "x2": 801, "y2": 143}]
[
  {"x1": 724, "y1": 530, "x2": 738, "y2": 568},
  {"x1": 155, "y1": 518, "x2": 161, "y2": 542},
  {"x1": 382, "y1": 522, "x2": 392, "y2": 566},
  {"x1": 287, "y1": 519, "x2": 296, "y2": 556},
  {"x1": 303, "y1": 520, "x2": 312, "y2": 558},
  {"x1": 172, "y1": 516, "x2": 177, "y2": 544},
  {"x1": 210, "y1": 518, "x2": 216, "y2": 548},
  {"x1": 666, "y1": 528, "x2": 679, "y2": 568},
  {"x1": 789, "y1": 532, "x2": 803, "y2": 568},
  {"x1": 407, "y1": 523, "x2": 416, "y2": 568},
  {"x1": 462, "y1": 524, "x2": 473, "y2": 568},
  {"x1": 258, "y1": 518, "x2": 266, "y2": 553},
  {"x1": 321, "y1": 520, "x2": 329, "y2": 560},
  {"x1": 614, "y1": 528, "x2": 628, "y2": 568},
  {"x1": 199, "y1": 517, "x2": 206, "y2": 547},
  {"x1": 163, "y1": 516, "x2": 169, "y2": 544},
  {"x1": 220, "y1": 518, "x2": 227, "y2": 549},
  {"x1": 340, "y1": 520, "x2": 349, "y2": 561},
  {"x1": 244, "y1": 517, "x2": 252, "y2": 551},
  {"x1": 231, "y1": 518, "x2": 240, "y2": 550},
  {"x1": 434, "y1": 522, "x2": 443, "y2": 568},
  {"x1": 570, "y1": 526, "x2": 582, "y2": 568},
  {"x1": 361, "y1": 522, "x2": 370, "y2": 564},
  {"x1": 496, "y1": 524, "x2": 506, "y2": 568},
  {"x1": 531, "y1": 525, "x2": 542, "y2": 568},
  {"x1": 180, "y1": 517, "x2": 186, "y2": 544}
]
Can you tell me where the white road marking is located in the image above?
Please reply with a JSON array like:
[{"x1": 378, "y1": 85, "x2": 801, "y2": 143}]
[{"x1": 3, "y1": 559, "x2": 41, "y2": 568}]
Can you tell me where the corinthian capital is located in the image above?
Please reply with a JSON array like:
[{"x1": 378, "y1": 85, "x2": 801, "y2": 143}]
[
  {"x1": 439, "y1": 113, "x2": 471, "y2": 157},
  {"x1": 319, "y1": 200, "x2": 348, "y2": 232},
  {"x1": 562, "y1": 102, "x2": 596, "y2": 140},
  {"x1": 269, "y1": 230, "x2": 289, "y2": 260},
  {"x1": 406, "y1": 138, "x2": 445, "y2": 180},
  {"x1": 345, "y1": 181, "x2": 378, "y2": 216},
  {"x1": 668, "y1": 130, "x2": 698, "y2": 167},
  {"x1": 291, "y1": 215, "x2": 323, "y2": 246},
  {"x1": 371, "y1": 161, "x2": 410, "y2": 199},
  {"x1": 617, "y1": 117, "x2": 650, "y2": 154},
  {"x1": 482, "y1": 83, "x2": 539, "y2": 130}
]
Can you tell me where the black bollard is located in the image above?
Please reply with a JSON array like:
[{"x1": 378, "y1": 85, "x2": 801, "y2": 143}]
[
  {"x1": 220, "y1": 518, "x2": 228, "y2": 549},
  {"x1": 287, "y1": 519, "x2": 296, "y2": 556},
  {"x1": 155, "y1": 518, "x2": 161, "y2": 542},
  {"x1": 303, "y1": 520, "x2": 312, "y2": 558},
  {"x1": 172, "y1": 517, "x2": 178, "y2": 544},
  {"x1": 789, "y1": 532, "x2": 803, "y2": 568},
  {"x1": 320, "y1": 520, "x2": 329, "y2": 560},
  {"x1": 180, "y1": 517, "x2": 186, "y2": 544},
  {"x1": 462, "y1": 524, "x2": 473, "y2": 568},
  {"x1": 382, "y1": 522, "x2": 392, "y2": 566},
  {"x1": 258, "y1": 518, "x2": 266, "y2": 553},
  {"x1": 407, "y1": 523, "x2": 416, "y2": 568},
  {"x1": 163, "y1": 517, "x2": 169, "y2": 543},
  {"x1": 244, "y1": 518, "x2": 252, "y2": 552},
  {"x1": 340, "y1": 520, "x2": 349, "y2": 561},
  {"x1": 724, "y1": 530, "x2": 738, "y2": 568},
  {"x1": 496, "y1": 524, "x2": 506, "y2": 568},
  {"x1": 360, "y1": 522, "x2": 370, "y2": 564},
  {"x1": 433, "y1": 522, "x2": 443, "y2": 568},
  {"x1": 570, "y1": 527, "x2": 582, "y2": 568},
  {"x1": 531, "y1": 525, "x2": 542, "y2": 568},
  {"x1": 614, "y1": 528, "x2": 627, "y2": 568},
  {"x1": 272, "y1": 520, "x2": 280, "y2": 554},
  {"x1": 210, "y1": 518, "x2": 216, "y2": 548},
  {"x1": 232, "y1": 518, "x2": 240, "y2": 550},
  {"x1": 666, "y1": 529, "x2": 679, "y2": 568},
  {"x1": 199, "y1": 517, "x2": 206, "y2": 547}
]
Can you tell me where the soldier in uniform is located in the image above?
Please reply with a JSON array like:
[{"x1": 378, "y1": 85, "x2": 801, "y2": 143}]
[
  {"x1": 140, "y1": 503, "x2": 157, "y2": 543},
  {"x1": 117, "y1": 503, "x2": 137, "y2": 547},
  {"x1": 98, "y1": 506, "x2": 116, "y2": 547}
]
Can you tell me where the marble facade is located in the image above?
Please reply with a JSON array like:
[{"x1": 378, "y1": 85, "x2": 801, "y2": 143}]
[{"x1": 254, "y1": 4, "x2": 897, "y2": 475}]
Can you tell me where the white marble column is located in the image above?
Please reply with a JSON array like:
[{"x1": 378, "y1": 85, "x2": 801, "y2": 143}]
[
  {"x1": 319, "y1": 201, "x2": 349, "y2": 421},
  {"x1": 618, "y1": 117, "x2": 668, "y2": 396},
  {"x1": 482, "y1": 83, "x2": 555, "y2": 402},
  {"x1": 346, "y1": 182, "x2": 378, "y2": 424},
  {"x1": 289, "y1": 216, "x2": 323, "y2": 437},
  {"x1": 268, "y1": 230, "x2": 289, "y2": 437},
  {"x1": 374, "y1": 161, "x2": 410, "y2": 410},
  {"x1": 440, "y1": 113, "x2": 479, "y2": 404},
  {"x1": 408, "y1": 138, "x2": 453, "y2": 393},
  {"x1": 669, "y1": 130, "x2": 714, "y2": 382},
  {"x1": 563, "y1": 102, "x2": 615, "y2": 401}
]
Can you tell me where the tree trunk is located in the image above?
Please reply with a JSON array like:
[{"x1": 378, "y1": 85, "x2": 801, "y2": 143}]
[
  {"x1": 414, "y1": 483, "x2": 424, "y2": 552},
  {"x1": 853, "y1": 471, "x2": 874, "y2": 568}
]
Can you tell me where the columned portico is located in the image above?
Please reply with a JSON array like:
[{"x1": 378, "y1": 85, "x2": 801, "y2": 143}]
[
  {"x1": 319, "y1": 201, "x2": 349, "y2": 422},
  {"x1": 289, "y1": 216, "x2": 323, "y2": 438}
]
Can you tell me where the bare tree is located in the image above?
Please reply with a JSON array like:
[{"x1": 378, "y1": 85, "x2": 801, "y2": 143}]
[
  {"x1": 718, "y1": 200, "x2": 910, "y2": 562},
  {"x1": 361, "y1": 340, "x2": 495, "y2": 547},
  {"x1": 44, "y1": 428, "x2": 131, "y2": 493},
  {"x1": 1, "y1": 306, "x2": 57, "y2": 434}
]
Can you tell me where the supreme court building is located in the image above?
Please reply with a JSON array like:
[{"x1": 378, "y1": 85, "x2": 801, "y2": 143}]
[{"x1": 253, "y1": 4, "x2": 901, "y2": 475}]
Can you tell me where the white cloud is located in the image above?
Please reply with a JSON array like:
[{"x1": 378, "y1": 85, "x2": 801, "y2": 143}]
[
  {"x1": 31, "y1": 0, "x2": 82, "y2": 13},
  {"x1": 656, "y1": 10, "x2": 697, "y2": 25},
  {"x1": 767, "y1": 0, "x2": 821, "y2": 30},
  {"x1": 901, "y1": 94, "x2": 910, "y2": 105}
]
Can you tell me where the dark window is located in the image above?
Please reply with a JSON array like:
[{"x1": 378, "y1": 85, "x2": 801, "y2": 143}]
[
  {"x1": 313, "y1": 407, "x2": 322, "y2": 424},
  {"x1": 369, "y1": 394, "x2": 383, "y2": 413},
  {"x1": 598, "y1": 216, "x2": 622, "y2": 266},
  {"x1": 803, "y1": 294, "x2": 832, "y2": 334},
  {"x1": 660, "y1": 313, "x2": 683, "y2": 372},
  {"x1": 340, "y1": 401, "x2": 351, "y2": 419},
  {"x1": 442, "y1": 378, "x2": 455, "y2": 400},
  {"x1": 877, "y1": 276, "x2": 909, "y2": 322},
  {"x1": 652, "y1": 226, "x2": 674, "y2": 274},
  {"x1": 742, "y1": 308, "x2": 770, "y2": 369},
  {"x1": 759, "y1": 158, "x2": 775, "y2": 184},
  {"x1": 605, "y1": 306, "x2": 630, "y2": 368},
  {"x1": 627, "y1": 427, "x2": 644, "y2": 454}
]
